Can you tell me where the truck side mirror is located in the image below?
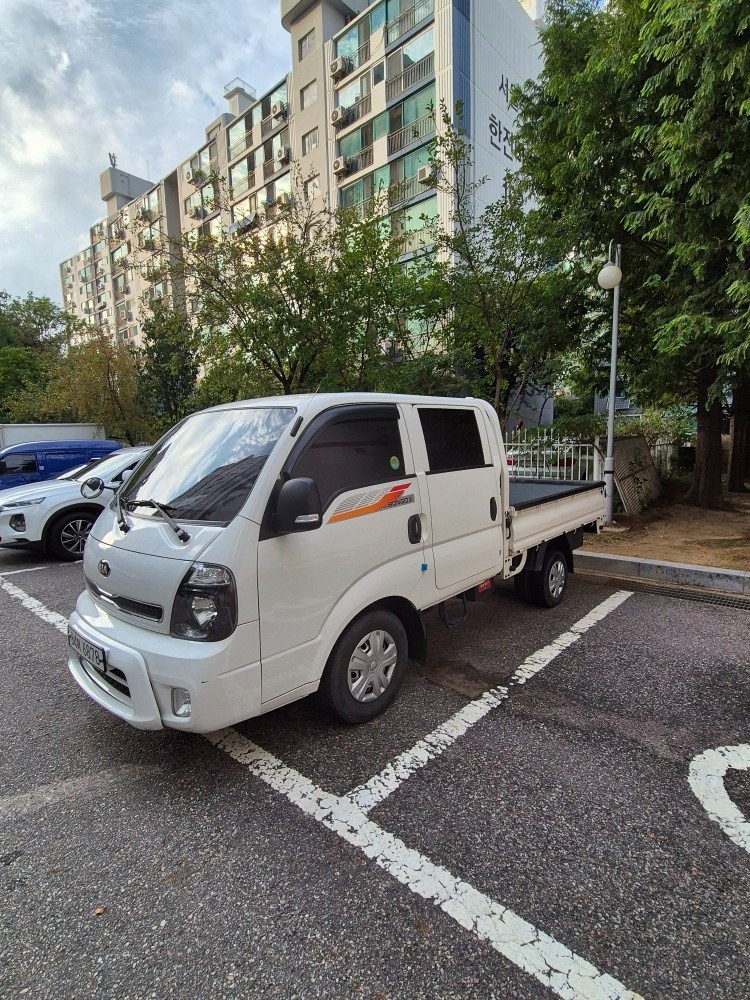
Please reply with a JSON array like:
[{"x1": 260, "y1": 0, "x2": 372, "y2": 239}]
[
  {"x1": 274, "y1": 477, "x2": 322, "y2": 533},
  {"x1": 81, "y1": 477, "x2": 105, "y2": 499}
]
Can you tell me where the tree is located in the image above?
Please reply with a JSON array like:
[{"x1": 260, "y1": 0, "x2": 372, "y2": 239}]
[
  {"x1": 425, "y1": 106, "x2": 588, "y2": 423},
  {"x1": 512, "y1": 0, "x2": 750, "y2": 506},
  {"x1": 8, "y1": 327, "x2": 151, "y2": 445},
  {"x1": 632, "y1": 0, "x2": 750, "y2": 498},
  {"x1": 167, "y1": 184, "x2": 440, "y2": 399},
  {"x1": 139, "y1": 300, "x2": 200, "y2": 434},
  {"x1": 0, "y1": 291, "x2": 68, "y2": 350}
]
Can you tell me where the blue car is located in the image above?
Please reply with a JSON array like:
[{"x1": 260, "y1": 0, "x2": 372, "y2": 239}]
[{"x1": 0, "y1": 439, "x2": 122, "y2": 491}]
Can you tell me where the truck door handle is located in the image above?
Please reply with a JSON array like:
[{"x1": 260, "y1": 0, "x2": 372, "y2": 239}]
[
  {"x1": 407, "y1": 514, "x2": 422, "y2": 544},
  {"x1": 490, "y1": 497, "x2": 498, "y2": 521}
]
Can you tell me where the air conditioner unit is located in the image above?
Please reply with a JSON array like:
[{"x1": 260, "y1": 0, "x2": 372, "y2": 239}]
[
  {"x1": 276, "y1": 146, "x2": 291, "y2": 165},
  {"x1": 185, "y1": 169, "x2": 194, "y2": 183},
  {"x1": 276, "y1": 192, "x2": 292, "y2": 209},
  {"x1": 417, "y1": 165, "x2": 435, "y2": 185},
  {"x1": 271, "y1": 101, "x2": 287, "y2": 120},
  {"x1": 330, "y1": 107, "x2": 347, "y2": 128},
  {"x1": 330, "y1": 57, "x2": 350, "y2": 80},
  {"x1": 332, "y1": 157, "x2": 349, "y2": 176}
]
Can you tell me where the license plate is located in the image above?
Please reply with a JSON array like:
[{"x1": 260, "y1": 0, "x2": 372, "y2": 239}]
[{"x1": 68, "y1": 626, "x2": 106, "y2": 673}]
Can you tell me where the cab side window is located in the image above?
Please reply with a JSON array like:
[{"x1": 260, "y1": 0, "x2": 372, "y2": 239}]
[
  {"x1": 418, "y1": 407, "x2": 486, "y2": 472},
  {"x1": 0, "y1": 453, "x2": 38, "y2": 476},
  {"x1": 291, "y1": 413, "x2": 404, "y2": 509}
]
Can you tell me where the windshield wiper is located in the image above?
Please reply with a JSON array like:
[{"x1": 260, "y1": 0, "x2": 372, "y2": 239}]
[
  {"x1": 115, "y1": 491, "x2": 131, "y2": 533},
  {"x1": 127, "y1": 499, "x2": 191, "y2": 542}
]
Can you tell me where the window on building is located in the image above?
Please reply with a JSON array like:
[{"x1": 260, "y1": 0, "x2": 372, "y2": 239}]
[
  {"x1": 300, "y1": 80, "x2": 318, "y2": 110},
  {"x1": 291, "y1": 410, "x2": 405, "y2": 510},
  {"x1": 418, "y1": 408, "x2": 486, "y2": 472},
  {"x1": 338, "y1": 72, "x2": 371, "y2": 110},
  {"x1": 304, "y1": 175, "x2": 321, "y2": 202},
  {"x1": 298, "y1": 28, "x2": 315, "y2": 60},
  {"x1": 302, "y1": 128, "x2": 319, "y2": 156}
]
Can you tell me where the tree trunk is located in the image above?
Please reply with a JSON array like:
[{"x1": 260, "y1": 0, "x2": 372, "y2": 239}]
[
  {"x1": 727, "y1": 365, "x2": 750, "y2": 492},
  {"x1": 687, "y1": 365, "x2": 725, "y2": 508}
]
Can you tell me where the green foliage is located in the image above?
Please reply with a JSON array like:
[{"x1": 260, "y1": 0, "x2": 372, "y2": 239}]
[
  {"x1": 425, "y1": 105, "x2": 587, "y2": 420},
  {"x1": 139, "y1": 301, "x2": 200, "y2": 434},
  {"x1": 169, "y1": 187, "x2": 444, "y2": 400}
]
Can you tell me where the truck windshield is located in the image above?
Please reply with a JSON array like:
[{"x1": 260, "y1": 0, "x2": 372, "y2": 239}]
[{"x1": 120, "y1": 407, "x2": 295, "y2": 523}]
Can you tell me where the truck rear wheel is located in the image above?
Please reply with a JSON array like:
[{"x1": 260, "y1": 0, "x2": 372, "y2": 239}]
[
  {"x1": 528, "y1": 548, "x2": 568, "y2": 608},
  {"x1": 319, "y1": 609, "x2": 408, "y2": 724}
]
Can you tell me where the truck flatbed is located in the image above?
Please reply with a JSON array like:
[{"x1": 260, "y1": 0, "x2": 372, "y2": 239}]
[{"x1": 509, "y1": 478, "x2": 604, "y2": 510}]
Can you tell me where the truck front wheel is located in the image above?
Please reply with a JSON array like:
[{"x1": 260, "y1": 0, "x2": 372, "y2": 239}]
[
  {"x1": 528, "y1": 548, "x2": 568, "y2": 608},
  {"x1": 319, "y1": 609, "x2": 409, "y2": 724}
]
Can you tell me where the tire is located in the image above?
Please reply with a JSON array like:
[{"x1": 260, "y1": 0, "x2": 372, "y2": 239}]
[
  {"x1": 47, "y1": 510, "x2": 97, "y2": 561},
  {"x1": 319, "y1": 609, "x2": 409, "y2": 724},
  {"x1": 528, "y1": 548, "x2": 568, "y2": 608}
]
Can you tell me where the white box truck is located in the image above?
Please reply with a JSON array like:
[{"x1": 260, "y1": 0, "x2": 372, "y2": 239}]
[
  {"x1": 68, "y1": 393, "x2": 605, "y2": 732},
  {"x1": 0, "y1": 423, "x2": 104, "y2": 449}
]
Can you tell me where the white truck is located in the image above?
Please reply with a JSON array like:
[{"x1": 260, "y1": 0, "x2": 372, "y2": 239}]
[
  {"x1": 68, "y1": 393, "x2": 605, "y2": 732},
  {"x1": 0, "y1": 423, "x2": 104, "y2": 449}
]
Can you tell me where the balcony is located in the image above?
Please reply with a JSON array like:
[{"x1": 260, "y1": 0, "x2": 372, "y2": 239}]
[
  {"x1": 387, "y1": 112, "x2": 435, "y2": 155},
  {"x1": 386, "y1": 53, "x2": 434, "y2": 101},
  {"x1": 230, "y1": 171, "x2": 255, "y2": 198},
  {"x1": 388, "y1": 175, "x2": 422, "y2": 207},
  {"x1": 344, "y1": 146, "x2": 374, "y2": 177},
  {"x1": 386, "y1": 0, "x2": 434, "y2": 45},
  {"x1": 228, "y1": 128, "x2": 253, "y2": 162},
  {"x1": 350, "y1": 39, "x2": 371, "y2": 71},
  {"x1": 339, "y1": 94, "x2": 372, "y2": 130}
]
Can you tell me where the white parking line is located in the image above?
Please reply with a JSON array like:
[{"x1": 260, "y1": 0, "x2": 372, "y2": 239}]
[
  {"x1": 347, "y1": 590, "x2": 633, "y2": 812},
  {"x1": 0, "y1": 576, "x2": 69, "y2": 634},
  {"x1": 0, "y1": 565, "x2": 48, "y2": 576},
  {"x1": 689, "y1": 745, "x2": 750, "y2": 854},
  {"x1": 207, "y1": 728, "x2": 643, "y2": 1000}
]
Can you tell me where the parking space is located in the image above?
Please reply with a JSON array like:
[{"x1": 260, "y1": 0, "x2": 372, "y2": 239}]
[{"x1": 1, "y1": 552, "x2": 749, "y2": 999}]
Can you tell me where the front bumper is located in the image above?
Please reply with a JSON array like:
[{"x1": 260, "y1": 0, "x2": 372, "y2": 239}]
[{"x1": 68, "y1": 591, "x2": 262, "y2": 732}]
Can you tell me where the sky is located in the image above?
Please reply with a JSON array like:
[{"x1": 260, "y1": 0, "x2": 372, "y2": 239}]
[{"x1": 0, "y1": 0, "x2": 291, "y2": 305}]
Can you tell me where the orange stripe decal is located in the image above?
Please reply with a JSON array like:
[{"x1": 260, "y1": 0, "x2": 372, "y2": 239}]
[{"x1": 329, "y1": 483, "x2": 412, "y2": 523}]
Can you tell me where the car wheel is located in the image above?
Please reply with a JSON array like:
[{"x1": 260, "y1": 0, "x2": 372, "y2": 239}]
[
  {"x1": 319, "y1": 609, "x2": 409, "y2": 724},
  {"x1": 528, "y1": 548, "x2": 568, "y2": 608},
  {"x1": 47, "y1": 511, "x2": 96, "y2": 561}
]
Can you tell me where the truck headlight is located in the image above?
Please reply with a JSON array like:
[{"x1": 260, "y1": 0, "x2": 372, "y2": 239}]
[{"x1": 170, "y1": 562, "x2": 237, "y2": 641}]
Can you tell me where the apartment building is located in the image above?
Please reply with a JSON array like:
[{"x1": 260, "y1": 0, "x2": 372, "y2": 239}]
[{"x1": 60, "y1": 0, "x2": 542, "y2": 346}]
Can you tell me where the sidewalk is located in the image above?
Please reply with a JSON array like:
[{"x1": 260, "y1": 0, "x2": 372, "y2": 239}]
[{"x1": 576, "y1": 550, "x2": 750, "y2": 597}]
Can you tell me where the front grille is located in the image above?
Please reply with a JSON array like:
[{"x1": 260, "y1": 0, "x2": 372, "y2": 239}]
[
  {"x1": 81, "y1": 658, "x2": 131, "y2": 701},
  {"x1": 86, "y1": 577, "x2": 163, "y2": 622}
]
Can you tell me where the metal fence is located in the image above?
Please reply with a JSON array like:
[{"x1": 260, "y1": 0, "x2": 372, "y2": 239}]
[
  {"x1": 504, "y1": 429, "x2": 602, "y2": 481},
  {"x1": 504, "y1": 429, "x2": 682, "y2": 482}
]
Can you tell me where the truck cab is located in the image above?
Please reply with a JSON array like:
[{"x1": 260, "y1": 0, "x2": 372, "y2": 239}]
[{"x1": 68, "y1": 394, "x2": 603, "y2": 733}]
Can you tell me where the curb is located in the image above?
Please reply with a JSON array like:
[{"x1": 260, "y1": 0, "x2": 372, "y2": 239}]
[{"x1": 575, "y1": 551, "x2": 750, "y2": 597}]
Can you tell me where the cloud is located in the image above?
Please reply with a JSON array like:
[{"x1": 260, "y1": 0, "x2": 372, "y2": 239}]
[{"x1": 0, "y1": 0, "x2": 290, "y2": 301}]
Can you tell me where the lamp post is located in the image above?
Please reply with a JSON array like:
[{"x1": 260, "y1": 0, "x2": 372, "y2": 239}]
[{"x1": 597, "y1": 241, "x2": 622, "y2": 525}]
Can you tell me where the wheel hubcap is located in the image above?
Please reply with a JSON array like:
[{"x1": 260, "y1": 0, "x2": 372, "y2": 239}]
[
  {"x1": 60, "y1": 519, "x2": 93, "y2": 556},
  {"x1": 548, "y1": 558, "x2": 566, "y2": 599},
  {"x1": 347, "y1": 629, "x2": 398, "y2": 703}
]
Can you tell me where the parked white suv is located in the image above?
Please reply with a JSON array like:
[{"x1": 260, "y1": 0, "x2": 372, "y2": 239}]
[{"x1": 0, "y1": 447, "x2": 149, "y2": 560}]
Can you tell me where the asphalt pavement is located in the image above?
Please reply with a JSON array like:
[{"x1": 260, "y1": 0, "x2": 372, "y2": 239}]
[{"x1": 1, "y1": 547, "x2": 749, "y2": 1000}]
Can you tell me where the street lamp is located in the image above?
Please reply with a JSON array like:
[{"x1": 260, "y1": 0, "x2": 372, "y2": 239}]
[{"x1": 597, "y1": 241, "x2": 622, "y2": 525}]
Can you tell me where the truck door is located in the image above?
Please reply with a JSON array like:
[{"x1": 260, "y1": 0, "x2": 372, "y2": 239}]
[
  {"x1": 412, "y1": 404, "x2": 502, "y2": 591},
  {"x1": 257, "y1": 403, "x2": 426, "y2": 704}
]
